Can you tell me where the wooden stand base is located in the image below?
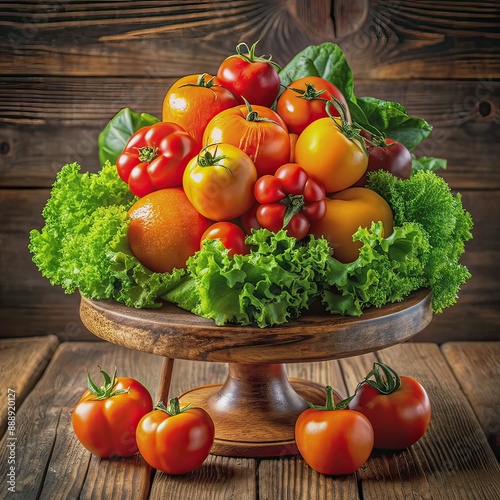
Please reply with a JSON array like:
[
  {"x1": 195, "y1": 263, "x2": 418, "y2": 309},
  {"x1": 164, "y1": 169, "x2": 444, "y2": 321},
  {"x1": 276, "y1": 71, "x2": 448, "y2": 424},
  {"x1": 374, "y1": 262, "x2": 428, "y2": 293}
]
[{"x1": 177, "y1": 363, "x2": 342, "y2": 458}]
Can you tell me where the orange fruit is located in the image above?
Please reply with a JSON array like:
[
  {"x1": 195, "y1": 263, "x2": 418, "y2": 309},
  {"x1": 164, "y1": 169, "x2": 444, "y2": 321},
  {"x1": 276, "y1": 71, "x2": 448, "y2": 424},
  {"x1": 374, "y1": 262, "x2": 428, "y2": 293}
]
[{"x1": 128, "y1": 188, "x2": 212, "y2": 273}]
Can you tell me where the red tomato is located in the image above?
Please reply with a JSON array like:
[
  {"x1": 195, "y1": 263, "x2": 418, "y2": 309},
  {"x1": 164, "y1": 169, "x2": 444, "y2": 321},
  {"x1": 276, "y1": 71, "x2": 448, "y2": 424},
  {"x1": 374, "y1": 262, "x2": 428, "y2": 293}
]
[
  {"x1": 277, "y1": 76, "x2": 351, "y2": 135},
  {"x1": 72, "y1": 367, "x2": 153, "y2": 458},
  {"x1": 203, "y1": 103, "x2": 290, "y2": 177},
  {"x1": 136, "y1": 398, "x2": 215, "y2": 475},
  {"x1": 295, "y1": 386, "x2": 374, "y2": 475},
  {"x1": 254, "y1": 163, "x2": 326, "y2": 240},
  {"x1": 183, "y1": 143, "x2": 257, "y2": 221},
  {"x1": 216, "y1": 41, "x2": 281, "y2": 107},
  {"x1": 162, "y1": 73, "x2": 239, "y2": 144},
  {"x1": 356, "y1": 138, "x2": 413, "y2": 186},
  {"x1": 201, "y1": 222, "x2": 250, "y2": 256},
  {"x1": 117, "y1": 122, "x2": 201, "y2": 197},
  {"x1": 349, "y1": 362, "x2": 431, "y2": 449}
]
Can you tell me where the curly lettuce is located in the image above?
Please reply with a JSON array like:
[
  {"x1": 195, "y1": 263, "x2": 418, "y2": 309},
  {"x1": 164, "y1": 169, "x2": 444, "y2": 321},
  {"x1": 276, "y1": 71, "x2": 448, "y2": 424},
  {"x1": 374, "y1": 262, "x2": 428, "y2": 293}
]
[{"x1": 29, "y1": 162, "x2": 179, "y2": 308}]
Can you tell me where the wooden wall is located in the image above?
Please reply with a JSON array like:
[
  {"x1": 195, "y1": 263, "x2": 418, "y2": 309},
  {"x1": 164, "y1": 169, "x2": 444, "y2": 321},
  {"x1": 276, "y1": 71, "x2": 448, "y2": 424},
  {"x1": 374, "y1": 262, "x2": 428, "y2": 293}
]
[{"x1": 1, "y1": 1, "x2": 498, "y2": 343}]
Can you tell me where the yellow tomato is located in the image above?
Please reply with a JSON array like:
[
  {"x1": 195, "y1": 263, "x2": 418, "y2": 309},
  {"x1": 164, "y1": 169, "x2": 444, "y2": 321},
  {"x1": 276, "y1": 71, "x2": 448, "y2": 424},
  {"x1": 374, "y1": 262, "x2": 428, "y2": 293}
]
[
  {"x1": 310, "y1": 187, "x2": 393, "y2": 263},
  {"x1": 295, "y1": 117, "x2": 368, "y2": 193},
  {"x1": 183, "y1": 143, "x2": 257, "y2": 221}
]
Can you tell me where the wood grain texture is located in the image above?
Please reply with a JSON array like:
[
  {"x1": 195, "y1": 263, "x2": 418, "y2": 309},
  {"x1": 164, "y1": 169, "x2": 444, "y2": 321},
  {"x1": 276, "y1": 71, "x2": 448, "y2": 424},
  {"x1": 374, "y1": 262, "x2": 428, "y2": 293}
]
[
  {"x1": 0, "y1": 342, "x2": 163, "y2": 498},
  {"x1": 340, "y1": 343, "x2": 500, "y2": 499},
  {"x1": 0, "y1": 335, "x2": 59, "y2": 437},
  {"x1": 0, "y1": 1, "x2": 497, "y2": 79},
  {"x1": 441, "y1": 341, "x2": 500, "y2": 459}
]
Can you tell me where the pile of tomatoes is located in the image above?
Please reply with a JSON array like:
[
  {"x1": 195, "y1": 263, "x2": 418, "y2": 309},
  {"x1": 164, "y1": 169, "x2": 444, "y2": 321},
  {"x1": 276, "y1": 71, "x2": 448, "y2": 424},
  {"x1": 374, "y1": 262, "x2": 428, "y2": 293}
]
[{"x1": 116, "y1": 41, "x2": 411, "y2": 271}]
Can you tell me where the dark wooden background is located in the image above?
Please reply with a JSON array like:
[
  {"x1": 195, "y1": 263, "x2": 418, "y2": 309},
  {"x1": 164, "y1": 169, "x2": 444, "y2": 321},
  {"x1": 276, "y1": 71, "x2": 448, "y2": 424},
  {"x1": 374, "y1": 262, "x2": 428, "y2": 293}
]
[{"x1": 1, "y1": 1, "x2": 498, "y2": 343}]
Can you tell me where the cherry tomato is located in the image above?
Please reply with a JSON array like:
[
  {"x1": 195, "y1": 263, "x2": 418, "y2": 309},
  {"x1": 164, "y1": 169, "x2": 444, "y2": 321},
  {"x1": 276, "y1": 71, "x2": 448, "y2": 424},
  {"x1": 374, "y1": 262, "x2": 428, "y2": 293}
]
[
  {"x1": 277, "y1": 76, "x2": 351, "y2": 135},
  {"x1": 295, "y1": 103, "x2": 368, "y2": 193},
  {"x1": 183, "y1": 143, "x2": 257, "y2": 221},
  {"x1": 136, "y1": 398, "x2": 215, "y2": 475},
  {"x1": 72, "y1": 367, "x2": 153, "y2": 458},
  {"x1": 117, "y1": 122, "x2": 201, "y2": 197},
  {"x1": 310, "y1": 187, "x2": 393, "y2": 263},
  {"x1": 201, "y1": 222, "x2": 250, "y2": 256},
  {"x1": 162, "y1": 73, "x2": 238, "y2": 145},
  {"x1": 295, "y1": 386, "x2": 374, "y2": 476},
  {"x1": 216, "y1": 40, "x2": 281, "y2": 107},
  {"x1": 349, "y1": 362, "x2": 431, "y2": 450},
  {"x1": 356, "y1": 138, "x2": 413, "y2": 186},
  {"x1": 254, "y1": 163, "x2": 326, "y2": 240},
  {"x1": 203, "y1": 102, "x2": 290, "y2": 177}
]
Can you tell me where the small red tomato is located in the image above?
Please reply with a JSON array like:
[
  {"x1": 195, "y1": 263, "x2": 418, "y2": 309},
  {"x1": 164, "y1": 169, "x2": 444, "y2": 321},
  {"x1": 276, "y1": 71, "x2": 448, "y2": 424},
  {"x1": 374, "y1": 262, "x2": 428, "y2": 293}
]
[
  {"x1": 349, "y1": 362, "x2": 431, "y2": 449},
  {"x1": 136, "y1": 398, "x2": 215, "y2": 475},
  {"x1": 201, "y1": 222, "x2": 250, "y2": 256},
  {"x1": 295, "y1": 386, "x2": 374, "y2": 476},
  {"x1": 72, "y1": 367, "x2": 153, "y2": 458},
  {"x1": 216, "y1": 40, "x2": 281, "y2": 107}
]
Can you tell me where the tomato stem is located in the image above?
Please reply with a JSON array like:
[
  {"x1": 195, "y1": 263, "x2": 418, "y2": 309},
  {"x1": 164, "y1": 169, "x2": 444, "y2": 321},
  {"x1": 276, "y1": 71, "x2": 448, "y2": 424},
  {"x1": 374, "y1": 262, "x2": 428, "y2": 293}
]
[
  {"x1": 136, "y1": 145, "x2": 159, "y2": 163},
  {"x1": 156, "y1": 397, "x2": 191, "y2": 416},
  {"x1": 197, "y1": 144, "x2": 233, "y2": 176},
  {"x1": 242, "y1": 98, "x2": 280, "y2": 125},
  {"x1": 281, "y1": 194, "x2": 305, "y2": 228},
  {"x1": 87, "y1": 366, "x2": 129, "y2": 401},
  {"x1": 363, "y1": 362, "x2": 402, "y2": 395},
  {"x1": 235, "y1": 40, "x2": 281, "y2": 72},
  {"x1": 289, "y1": 83, "x2": 329, "y2": 102}
]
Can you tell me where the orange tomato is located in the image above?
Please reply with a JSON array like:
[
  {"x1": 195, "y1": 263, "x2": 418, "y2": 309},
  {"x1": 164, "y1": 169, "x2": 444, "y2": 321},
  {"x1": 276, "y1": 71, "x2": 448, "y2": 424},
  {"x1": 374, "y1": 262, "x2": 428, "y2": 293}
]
[
  {"x1": 310, "y1": 187, "x2": 393, "y2": 263},
  {"x1": 202, "y1": 103, "x2": 290, "y2": 177},
  {"x1": 128, "y1": 188, "x2": 212, "y2": 273},
  {"x1": 162, "y1": 73, "x2": 238, "y2": 144},
  {"x1": 295, "y1": 117, "x2": 368, "y2": 193}
]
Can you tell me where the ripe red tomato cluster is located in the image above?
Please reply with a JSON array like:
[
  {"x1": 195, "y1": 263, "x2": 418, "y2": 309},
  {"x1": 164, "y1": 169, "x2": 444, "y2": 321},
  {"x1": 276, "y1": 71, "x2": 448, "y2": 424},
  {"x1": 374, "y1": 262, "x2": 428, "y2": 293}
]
[
  {"x1": 72, "y1": 367, "x2": 214, "y2": 474},
  {"x1": 118, "y1": 41, "x2": 411, "y2": 268}
]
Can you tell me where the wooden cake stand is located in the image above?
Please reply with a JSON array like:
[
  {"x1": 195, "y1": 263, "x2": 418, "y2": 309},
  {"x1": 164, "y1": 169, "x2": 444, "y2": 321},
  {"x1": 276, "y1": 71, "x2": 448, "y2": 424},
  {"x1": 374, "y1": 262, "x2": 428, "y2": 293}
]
[{"x1": 80, "y1": 288, "x2": 432, "y2": 458}]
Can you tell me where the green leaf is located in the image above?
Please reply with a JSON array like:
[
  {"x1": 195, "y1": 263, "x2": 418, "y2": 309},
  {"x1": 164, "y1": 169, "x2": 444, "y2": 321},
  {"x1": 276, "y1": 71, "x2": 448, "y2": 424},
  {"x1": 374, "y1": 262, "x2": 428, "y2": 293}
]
[
  {"x1": 412, "y1": 156, "x2": 447, "y2": 172},
  {"x1": 98, "y1": 108, "x2": 160, "y2": 167},
  {"x1": 355, "y1": 97, "x2": 433, "y2": 150},
  {"x1": 278, "y1": 42, "x2": 354, "y2": 101}
]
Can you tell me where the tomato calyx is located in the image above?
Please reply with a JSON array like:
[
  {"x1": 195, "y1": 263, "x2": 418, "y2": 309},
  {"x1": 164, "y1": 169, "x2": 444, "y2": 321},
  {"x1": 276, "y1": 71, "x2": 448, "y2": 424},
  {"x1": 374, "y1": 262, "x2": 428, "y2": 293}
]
[
  {"x1": 282, "y1": 194, "x2": 305, "y2": 227},
  {"x1": 362, "y1": 362, "x2": 402, "y2": 395},
  {"x1": 196, "y1": 144, "x2": 233, "y2": 176},
  {"x1": 87, "y1": 366, "x2": 130, "y2": 401},
  {"x1": 180, "y1": 73, "x2": 219, "y2": 91},
  {"x1": 289, "y1": 83, "x2": 329, "y2": 102},
  {"x1": 235, "y1": 40, "x2": 281, "y2": 72},
  {"x1": 326, "y1": 98, "x2": 368, "y2": 155},
  {"x1": 155, "y1": 397, "x2": 191, "y2": 416},
  {"x1": 136, "y1": 145, "x2": 159, "y2": 163},
  {"x1": 307, "y1": 385, "x2": 353, "y2": 411},
  {"x1": 243, "y1": 99, "x2": 280, "y2": 125}
]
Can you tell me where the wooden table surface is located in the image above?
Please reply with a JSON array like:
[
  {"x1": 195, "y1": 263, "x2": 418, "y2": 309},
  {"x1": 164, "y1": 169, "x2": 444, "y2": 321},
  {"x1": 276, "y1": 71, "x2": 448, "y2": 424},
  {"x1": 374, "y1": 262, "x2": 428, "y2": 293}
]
[{"x1": 1, "y1": 337, "x2": 499, "y2": 499}]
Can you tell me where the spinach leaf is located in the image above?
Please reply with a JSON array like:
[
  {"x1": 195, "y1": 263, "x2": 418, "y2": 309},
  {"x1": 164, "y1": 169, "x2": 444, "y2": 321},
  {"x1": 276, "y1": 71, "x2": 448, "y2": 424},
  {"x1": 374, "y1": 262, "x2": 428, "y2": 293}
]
[
  {"x1": 98, "y1": 108, "x2": 159, "y2": 167},
  {"x1": 279, "y1": 43, "x2": 354, "y2": 101},
  {"x1": 355, "y1": 97, "x2": 433, "y2": 151}
]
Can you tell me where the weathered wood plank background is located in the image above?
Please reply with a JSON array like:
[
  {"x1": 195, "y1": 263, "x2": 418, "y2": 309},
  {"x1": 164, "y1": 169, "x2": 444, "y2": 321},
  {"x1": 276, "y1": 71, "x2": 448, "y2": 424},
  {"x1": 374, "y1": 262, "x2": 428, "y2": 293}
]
[{"x1": 1, "y1": 0, "x2": 498, "y2": 342}]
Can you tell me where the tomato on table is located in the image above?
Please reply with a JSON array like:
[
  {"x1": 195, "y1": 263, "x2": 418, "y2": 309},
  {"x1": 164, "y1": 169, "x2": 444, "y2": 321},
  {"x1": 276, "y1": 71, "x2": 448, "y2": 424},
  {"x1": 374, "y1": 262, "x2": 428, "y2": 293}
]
[
  {"x1": 295, "y1": 386, "x2": 374, "y2": 476},
  {"x1": 349, "y1": 362, "x2": 431, "y2": 449},
  {"x1": 201, "y1": 222, "x2": 250, "y2": 257},
  {"x1": 183, "y1": 143, "x2": 257, "y2": 221},
  {"x1": 162, "y1": 73, "x2": 239, "y2": 145},
  {"x1": 136, "y1": 397, "x2": 215, "y2": 475},
  {"x1": 72, "y1": 367, "x2": 153, "y2": 458},
  {"x1": 295, "y1": 100, "x2": 368, "y2": 193},
  {"x1": 117, "y1": 121, "x2": 201, "y2": 197},
  {"x1": 203, "y1": 102, "x2": 290, "y2": 177},
  {"x1": 277, "y1": 76, "x2": 351, "y2": 135},
  {"x1": 216, "y1": 40, "x2": 281, "y2": 107}
]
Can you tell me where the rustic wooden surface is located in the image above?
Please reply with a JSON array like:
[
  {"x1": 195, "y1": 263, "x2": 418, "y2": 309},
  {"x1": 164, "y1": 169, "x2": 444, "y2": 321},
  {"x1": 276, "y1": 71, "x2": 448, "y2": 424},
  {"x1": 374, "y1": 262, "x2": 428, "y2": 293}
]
[
  {"x1": 1, "y1": 0, "x2": 499, "y2": 343},
  {"x1": 0, "y1": 338, "x2": 498, "y2": 499}
]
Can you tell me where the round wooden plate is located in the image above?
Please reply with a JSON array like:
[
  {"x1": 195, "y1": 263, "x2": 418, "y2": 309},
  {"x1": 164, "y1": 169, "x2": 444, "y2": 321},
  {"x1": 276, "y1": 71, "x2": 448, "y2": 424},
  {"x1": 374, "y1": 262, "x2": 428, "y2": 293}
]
[{"x1": 80, "y1": 288, "x2": 433, "y2": 457}]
